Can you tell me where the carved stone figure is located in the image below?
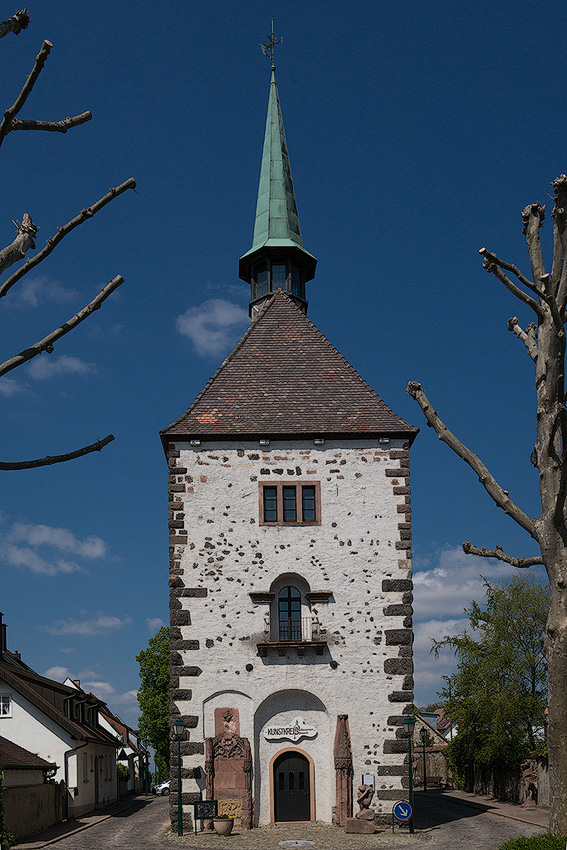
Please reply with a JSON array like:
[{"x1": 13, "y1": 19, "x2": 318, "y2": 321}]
[
  {"x1": 355, "y1": 784, "x2": 375, "y2": 820},
  {"x1": 521, "y1": 759, "x2": 537, "y2": 808}
]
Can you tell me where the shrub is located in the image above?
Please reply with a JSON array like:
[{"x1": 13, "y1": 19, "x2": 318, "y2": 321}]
[
  {"x1": 117, "y1": 763, "x2": 130, "y2": 782},
  {"x1": 499, "y1": 832, "x2": 567, "y2": 850}
]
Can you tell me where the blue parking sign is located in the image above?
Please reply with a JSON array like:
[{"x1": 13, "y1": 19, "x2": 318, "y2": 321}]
[{"x1": 393, "y1": 801, "x2": 413, "y2": 822}]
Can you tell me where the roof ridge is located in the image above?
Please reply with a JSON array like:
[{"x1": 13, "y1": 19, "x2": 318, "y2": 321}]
[
  {"x1": 279, "y1": 294, "x2": 416, "y2": 432},
  {"x1": 160, "y1": 292, "x2": 281, "y2": 438}
]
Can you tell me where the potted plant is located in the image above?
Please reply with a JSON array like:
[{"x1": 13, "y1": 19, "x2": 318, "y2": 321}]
[{"x1": 213, "y1": 814, "x2": 234, "y2": 836}]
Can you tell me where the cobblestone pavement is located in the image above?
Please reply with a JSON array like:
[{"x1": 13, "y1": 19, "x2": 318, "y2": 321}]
[{"x1": 14, "y1": 792, "x2": 545, "y2": 850}]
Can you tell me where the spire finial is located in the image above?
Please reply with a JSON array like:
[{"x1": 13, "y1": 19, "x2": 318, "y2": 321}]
[{"x1": 259, "y1": 21, "x2": 282, "y2": 71}]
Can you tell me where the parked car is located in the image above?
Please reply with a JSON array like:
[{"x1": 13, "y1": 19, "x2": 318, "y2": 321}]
[{"x1": 154, "y1": 779, "x2": 170, "y2": 796}]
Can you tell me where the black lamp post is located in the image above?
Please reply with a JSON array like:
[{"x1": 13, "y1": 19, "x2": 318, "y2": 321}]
[
  {"x1": 174, "y1": 719, "x2": 185, "y2": 836},
  {"x1": 419, "y1": 727, "x2": 428, "y2": 793},
  {"x1": 402, "y1": 715, "x2": 416, "y2": 834}
]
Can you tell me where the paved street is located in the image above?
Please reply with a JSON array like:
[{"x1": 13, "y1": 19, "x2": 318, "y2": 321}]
[{"x1": 14, "y1": 792, "x2": 545, "y2": 850}]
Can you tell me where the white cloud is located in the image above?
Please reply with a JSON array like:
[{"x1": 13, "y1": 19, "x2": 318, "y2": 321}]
[
  {"x1": 412, "y1": 618, "x2": 467, "y2": 706},
  {"x1": 176, "y1": 299, "x2": 248, "y2": 357},
  {"x1": 147, "y1": 617, "x2": 165, "y2": 632},
  {"x1": 3, "y1": 544, "x2": 81, "y2": 575},
  {"x1": 27, "y1": 354, "x2": 96, "y2": 381},
  {"x1": 9, "y1": 523, "x2": 106, "y2": 559},
  {"x1": 16, "y1": 276, "x2": 77, "y2": 308},
  {"x1": 412, "y1": 545, "x2": 518, "y2": 622},
  {"x1": 43, "y1": 665, "x2": 73, "y2": 681},
  {"x1": 46, "y1": 613, "x2": 132, "y2": 636},
  {"x1": 0, "y1": 376, "x2": 26, "y2": 396}
]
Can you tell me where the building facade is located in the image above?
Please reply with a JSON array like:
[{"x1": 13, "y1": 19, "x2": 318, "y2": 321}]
[{"x1": 161, "y1": 63, "x2": 417, "y2": 830}]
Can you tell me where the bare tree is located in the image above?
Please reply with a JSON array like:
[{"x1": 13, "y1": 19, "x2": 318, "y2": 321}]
[
  {"x1": 1, "y1": 20, "x2": 135, "y2": 470},
  {"x1": 407, "y1": 174, "x2": 567, "y2": 834}
]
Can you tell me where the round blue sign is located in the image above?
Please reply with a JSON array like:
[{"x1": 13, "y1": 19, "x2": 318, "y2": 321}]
[{"x1": 393, "y1": 801, "x2": 413, "y2": 822}]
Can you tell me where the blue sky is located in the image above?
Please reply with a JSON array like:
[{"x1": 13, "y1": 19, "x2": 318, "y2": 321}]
[{"x1": 0, "y1": 0, "x2": 561, "y2": 725}]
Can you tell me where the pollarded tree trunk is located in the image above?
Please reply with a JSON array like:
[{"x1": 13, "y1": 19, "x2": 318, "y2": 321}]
[{"x1": 408, "y1": 174, "x2": 567, "y2": 834}]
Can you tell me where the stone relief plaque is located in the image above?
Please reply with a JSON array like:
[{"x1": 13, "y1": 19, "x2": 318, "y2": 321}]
[{"x1": 264, "y1": 716, "x2": 317, "y2": 743}]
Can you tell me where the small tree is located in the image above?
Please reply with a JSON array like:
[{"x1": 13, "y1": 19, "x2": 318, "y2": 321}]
[
  {"x1": 408, "y1": 174, "x2": 567, "y2": 833},
  {"x1": 136, "y1": 626, "x2": 169, "y2": 777},
  {"x1": 0, "y1": 10, "x2": 135, "y2": 469},
  {"x1": 432, "y1": 575, "x2": 548, "y2": 785}
]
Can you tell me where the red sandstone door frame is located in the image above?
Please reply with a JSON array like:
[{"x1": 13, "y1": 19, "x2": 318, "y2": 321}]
[{"x1": 268, "y1": 746, "x2": 316, "y2": 823}]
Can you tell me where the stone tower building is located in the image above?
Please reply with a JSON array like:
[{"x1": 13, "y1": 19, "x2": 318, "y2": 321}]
[{"x1": 161, "y1": 64, "x2": 417, "y2": 831}]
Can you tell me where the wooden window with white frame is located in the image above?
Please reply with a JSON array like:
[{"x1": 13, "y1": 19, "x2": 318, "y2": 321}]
[
  {"x1": 0, "y1": 695, "x2": 11, "y2": 717},
  {"x1": 259, "y1": 481, "x2": 321, "y2": 526}
]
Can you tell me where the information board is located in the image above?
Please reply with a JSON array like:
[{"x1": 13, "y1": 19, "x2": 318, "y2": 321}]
[{"x1": 193, "y1": 799, "x2": 218, "y2": 821}]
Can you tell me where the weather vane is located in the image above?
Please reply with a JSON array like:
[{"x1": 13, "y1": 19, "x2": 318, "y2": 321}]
[{"x1": 259, "y1": 20, "x2": 282, "y2": 69}]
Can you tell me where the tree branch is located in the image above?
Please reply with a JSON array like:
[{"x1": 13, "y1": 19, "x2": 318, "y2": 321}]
[
  {"x1": 0, "y1": 275, "x2": 123, "y2": 377},
  {"x1": 507, "y1": 316, "x2": 538, "y2": 362},
  {"x1": 0, "y1": 39, "x2": 53, "y2": 148},
  {"x1": 10, "y1": 112, "x2": 92, "y2": 134},
  {"x1": 478, "y1": 247, "x2": 540, "y2": 295},
  {"x1": 479, "y1": 248, "x2": 544, "y2": 317},
  {"x1": 406, "y1": 381, "x2": 539, "y2": 540},
  {"x1": 0, "y1": 9, "x2": 29, "y2": 39},
  {"x1": 462, "y1": 541, "x2": 544, "y2": 568},
  {"x1": 552, "y1": 175, "x2": 567, "y2": 310},
  {"x1": 0, "y1": 434, "x2": 114, "y2": 470},
  {"x1": 0, "y1": 214, "x2": 37, "y2": 275},
  {"x1": 0, "y1": 178, "x2": 136, "y2": 296},
  {"x1": 522, "y1": 201, "x2": 547, "y2": 283}
]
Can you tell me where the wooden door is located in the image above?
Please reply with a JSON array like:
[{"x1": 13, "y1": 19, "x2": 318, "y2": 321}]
[{"x1": 274, "y1": 752, "x2": 310, "y2": 822}]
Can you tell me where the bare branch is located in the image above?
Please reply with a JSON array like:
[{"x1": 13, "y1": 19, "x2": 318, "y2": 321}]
[
  {"x1": 0, "y1": 213, "x2": 37, "y2": 275},
  {"x1": 0, "y1": 39, "x2": 53, "y2": 148},
  {"x1": 462, "y1": 541, "x2": 544, "y2": 568},
  {"x1": 10, "y1": 111, "x2": 92, "y2": 134},
  {"x1": 406, "y1": 381, "x2": 539, "y2": 540},
  {"x1": 479, "y1": 248, "x2": 543, "y2": 317},
  {"x1": 0, "y1": 178, "x2": 136, "y2": 296},
  {"x1": 478, "y1": 247, "x2": 539, "y2": 294},
  {"x1": 0, "y1": 9, "x2": 29, "y2": 39},
  {"x1": 0, "y1": 434, "x2": 114, "y2": 470},
  {"x1": 522, "y1": 201, "x2": 547, "y2": 283},
  {"x1": 0, "y1": 275, "x2": 124, "y2": 377},
  {"x1": 507, "y1": 316, "x2": 538, "y2": 362},
  {"x1": 552, "y1": 175, "x2": 567, "y2": 309}
]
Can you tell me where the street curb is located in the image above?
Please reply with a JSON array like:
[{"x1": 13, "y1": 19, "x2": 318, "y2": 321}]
[
  {"x1": 441, "y1": 792, "x2": 548, "y2": 829},
  {"x1": 13, "y1": 796, "x2": 156, "y2": 849}
]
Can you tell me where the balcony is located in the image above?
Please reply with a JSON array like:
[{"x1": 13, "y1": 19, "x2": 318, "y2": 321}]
[{"x1": 257, "y1": 617, "x2": 327, "y2": 657}]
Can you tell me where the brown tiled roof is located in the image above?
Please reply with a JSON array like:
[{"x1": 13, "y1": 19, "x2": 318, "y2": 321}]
[
  {"x1": 0, "y1": 735, "x2": 55, "y2": 770},
  {"x1": 161, "y1": 292, "x2": 417, "y2": 441}
]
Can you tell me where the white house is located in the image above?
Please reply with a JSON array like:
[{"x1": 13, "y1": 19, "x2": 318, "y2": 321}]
[
  {"x1": 0, "y1": 613, "x2": 119, "y2": 817},
  {"x1": 160, "y1": 63, "x2": 417, "y2": 830}
]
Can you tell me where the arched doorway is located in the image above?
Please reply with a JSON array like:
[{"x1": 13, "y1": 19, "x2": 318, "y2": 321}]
[{"x1": 273, "y1": 750, "x2": 311, "y2": 822}]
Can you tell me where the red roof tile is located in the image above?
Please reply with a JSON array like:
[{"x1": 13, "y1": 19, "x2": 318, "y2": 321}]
[{"x1": 161, "y1": 292, "x2": 417, "y2": 441}]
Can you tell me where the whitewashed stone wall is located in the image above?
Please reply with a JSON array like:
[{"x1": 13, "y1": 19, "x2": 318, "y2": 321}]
[{"x1": 168, "y1": 438, "x2": 413, "y2": 826}]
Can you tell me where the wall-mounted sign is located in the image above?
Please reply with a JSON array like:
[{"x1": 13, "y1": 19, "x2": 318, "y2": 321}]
[{"x1": 264, "y1": 716, "x2": 317, "y2": 743}]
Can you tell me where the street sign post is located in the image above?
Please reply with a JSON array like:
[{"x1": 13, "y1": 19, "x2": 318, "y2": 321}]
[{"x1": 392, "y1": 800, "x2": 414, "y2": 834}]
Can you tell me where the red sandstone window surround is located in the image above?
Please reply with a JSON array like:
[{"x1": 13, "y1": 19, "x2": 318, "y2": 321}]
[{"x1": 259, "y1": 482, "x2": 321, "y2": 526}]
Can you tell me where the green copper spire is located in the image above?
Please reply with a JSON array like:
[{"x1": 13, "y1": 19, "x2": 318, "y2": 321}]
[{"x1": 239, "y1": 65, "x2": 317, "y2": 296}]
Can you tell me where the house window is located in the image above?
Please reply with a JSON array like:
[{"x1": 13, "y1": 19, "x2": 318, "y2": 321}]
[
  {"x1": 260, "y1": 482, "x2": 320, "y2": 525},
  {"x1": 252, "y1": 260, "x2": 305, "y2": 301},
  {"x1": 278, "y1": 586, "x2": 302, "y2": 640},
  {"x1": 0, "y1": 695, "x2": 11, "y2": 717}
]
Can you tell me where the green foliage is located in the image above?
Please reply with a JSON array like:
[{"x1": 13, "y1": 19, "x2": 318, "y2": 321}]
[
  {"x1": 136, "y1": 626, "x2": 170, "y2": 776},
  {"x1": 432, "y1": 575, "x2": 548, "y2": 777},
  {"x1": 499, "y1": 833, "x2": 567, "y2": 850},
  {"x1": 117, "y1": 763, "x2": 130, "y2": 782}
]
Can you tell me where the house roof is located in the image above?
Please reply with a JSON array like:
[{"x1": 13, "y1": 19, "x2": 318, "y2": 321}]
[
  {"x1": 161, "y1": 291, "x2": 417, "y2": 443},
  {"x1": 0, "y1": 660, "x2": 119, "y2": 749},
  {"x1": 0, "y1": 735, "x2": 55, "y2": 771}
]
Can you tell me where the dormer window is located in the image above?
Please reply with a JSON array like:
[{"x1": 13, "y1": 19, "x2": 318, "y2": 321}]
[{"x1": 252, "y1": 260, "x2": 305, "y2": 301}]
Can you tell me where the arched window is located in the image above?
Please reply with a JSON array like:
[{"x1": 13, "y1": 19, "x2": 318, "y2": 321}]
[{"x1": 278, "y1": 586, "x2": 302, "y2": 640}]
